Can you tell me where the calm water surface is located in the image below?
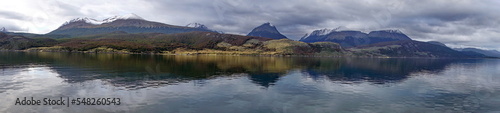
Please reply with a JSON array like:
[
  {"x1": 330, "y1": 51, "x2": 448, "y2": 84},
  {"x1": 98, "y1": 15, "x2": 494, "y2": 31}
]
[{"x1": 0, "y1": 52, "x2": 499, "y2": 113}]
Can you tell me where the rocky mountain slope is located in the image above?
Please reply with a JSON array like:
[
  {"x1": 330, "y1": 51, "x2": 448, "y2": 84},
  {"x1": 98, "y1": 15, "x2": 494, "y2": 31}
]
[{"x1": 247, "y1": 23, "x2": 288, "y2": 39}]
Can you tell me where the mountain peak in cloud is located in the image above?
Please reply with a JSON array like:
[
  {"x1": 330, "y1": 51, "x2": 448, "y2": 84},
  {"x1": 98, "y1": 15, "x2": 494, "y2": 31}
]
[
  {"x1": 300, "y1": 28, "x2": 412, "y2": 47},
  {"x1": 368, "y1": 30, "x2": 411, "y2": 40},
  {"x1": 302, "y1": 28, "x2": 336, "y2": 39},
  {"x1": 102, "y1": 13, "x2": 144, "y2": 22},
  {"x1": 64, "y1": 13, "x2": 144, "y2": 25},
  {"x1": 186, "y1": 23, "x2": 208, "y2": 29},
  {"x1": 378, "y1": 30, "x2": 404, "y2": 34},
  {"x1": 301, "y1": 26, "x2": 351, "y2": 40}
]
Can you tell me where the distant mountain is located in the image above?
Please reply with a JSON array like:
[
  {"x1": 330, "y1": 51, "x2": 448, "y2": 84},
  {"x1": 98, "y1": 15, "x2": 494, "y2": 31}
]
[
  {"x1": 0, "y1": 27, "x2": 46, "y2": 38},
  {"x1": 349, "y1": 40, "x2": 484, "y2": 58},
  {"x1": 0, "y1": 32, "x2": 57, "y2": 50},
  {"x1": 425, "y1": 41, "x2": 490, "y2": 57},
  {"x1": 0, "y1": 27, "x2": 7, "y2": 32},
  {"x1": 458, "y1": 48, "x2": 500, "y2": 57},
  {"x1": 47, "y1": 14, "x2": 216, "y2": 37},
  {"x1": 300, "y1": 29, "x2": 411, "y2": 48},
  {"x1": 185, "y1": 23, "x2": 224, "y2": 34},
  {"x1": 247, "y1": 22, "x2": 288, "y2": 39},
  {"x1": 186, "y1": 23, "x2": 209, "y2": 29}
]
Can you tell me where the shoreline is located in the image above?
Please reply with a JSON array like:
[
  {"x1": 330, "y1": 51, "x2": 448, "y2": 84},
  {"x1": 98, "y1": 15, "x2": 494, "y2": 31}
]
[{"x1": 1, "y1": 49, "x2": 495, "y2": 59}]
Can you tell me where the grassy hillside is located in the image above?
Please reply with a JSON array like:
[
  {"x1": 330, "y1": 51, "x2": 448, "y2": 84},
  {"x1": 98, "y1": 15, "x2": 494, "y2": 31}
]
[
  {"x1": 16, "y1": 31, "x2": 344, "y2": 56},
  {"x1": 2, "y1": 31, "x2": 484, "y2": 58}
]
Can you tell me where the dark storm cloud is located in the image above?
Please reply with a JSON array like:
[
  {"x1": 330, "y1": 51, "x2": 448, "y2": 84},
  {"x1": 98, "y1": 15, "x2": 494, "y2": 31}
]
[
  {"x1": 147, "y1": 0, "x2": 378, "y2": 36},
  {"x1": 216, "y1": 0, "x2": 499, "y2": 50}
]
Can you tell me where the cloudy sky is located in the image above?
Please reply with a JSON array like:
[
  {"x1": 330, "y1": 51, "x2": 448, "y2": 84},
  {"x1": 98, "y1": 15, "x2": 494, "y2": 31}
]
[{"x1": 1, "y1": 0, "x2": 500, "y2": 50}]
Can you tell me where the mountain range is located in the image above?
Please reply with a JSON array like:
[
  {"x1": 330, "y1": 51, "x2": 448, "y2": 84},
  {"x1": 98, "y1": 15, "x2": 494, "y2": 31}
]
[
  {"x1": 300, "y1": 29, "x2": 411, "y2": 48},
  {"x1": 0, "y1": 14, "x2": 497, "y2": 58},
  {"x1": 455, "y1": 48, "x2": 500, "y2": 57},
  {"x1": 47, "y1": 13, "x2": 216, "y2": 37},
  {"x1": 348, "y1": 40, "x2": 485, "y2": 58}
]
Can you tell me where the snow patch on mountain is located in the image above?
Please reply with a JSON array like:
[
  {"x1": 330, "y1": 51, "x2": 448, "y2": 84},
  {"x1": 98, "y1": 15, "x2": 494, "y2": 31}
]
[
  {"x1": 314, "y1": 28, "x2": 336, "y2": 36},
  {"x1": 63, "y1": 13, "x2": 144, "y2": 25},
  {"x1": 185, "y1": 23, "x2": 224, "y2": 33},
  {"x1": 380, "y1": 30, "x2": 403, "y2": 34},
  {"x1": 102, "y1": 13, "x2": 144, "y2": 23},
  {"x1": 301, "y1": 26, "x2": 355, "y2": 40},
  {"x1": 301, "y1": 28, "x2": 336, "y2": 39},
  {"x1": 186, "y1": 23, "x2": 208, "y2": 29},
  {"x1": 264, "y1": 22, "x2": 274, "y2": 27}
]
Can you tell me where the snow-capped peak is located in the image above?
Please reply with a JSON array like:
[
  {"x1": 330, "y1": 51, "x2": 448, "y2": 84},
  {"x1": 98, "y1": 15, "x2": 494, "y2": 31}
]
[
  {"x1": 304, "y1": 28, "x2": 336, "y2": 37},
  {"x1": 380, "y1": 29, "x2": 403, "y2": 34},
  {"x1": 64, "y1": 17, "x2": 100, "y2": 25},
  {"x1": 63, "y1": 13, "x2": 144, "y2": 25},
  {"x1": 102, "y1": 13, "x2": 144, "y2": 23},
  {"x1": 186, "y1": 23, "x2": 208, "y2": 29},
  {"x1": 315, "y1": 28, "x2": 336, "y2": 35},
  {"x1": 301, "y1": 28, "x2": 341, "y2": 39}
]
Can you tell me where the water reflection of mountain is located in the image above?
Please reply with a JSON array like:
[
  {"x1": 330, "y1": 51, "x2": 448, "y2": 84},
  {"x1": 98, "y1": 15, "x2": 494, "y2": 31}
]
[
  {"x1": 1, "y1": 52, "x2": 297, "y2": 89},
  {"x1": 0, "y1": 52, "x2": 477, "y2": 89},
  {"x1": 248, "y1": 73, "x2": 282, "y2": 87},
  {"x1": 300, "y1": 58, "x2": 459, "y2": 84}
]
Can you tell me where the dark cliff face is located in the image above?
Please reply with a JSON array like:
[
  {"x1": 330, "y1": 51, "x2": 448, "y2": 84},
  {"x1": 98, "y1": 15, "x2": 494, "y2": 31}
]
[
  {"x1": 247, "y1": 23, "x2": 288, "y2": 39},
  {"x1": 300, "y1": 29, "x2": 412, "y2": 48}
]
